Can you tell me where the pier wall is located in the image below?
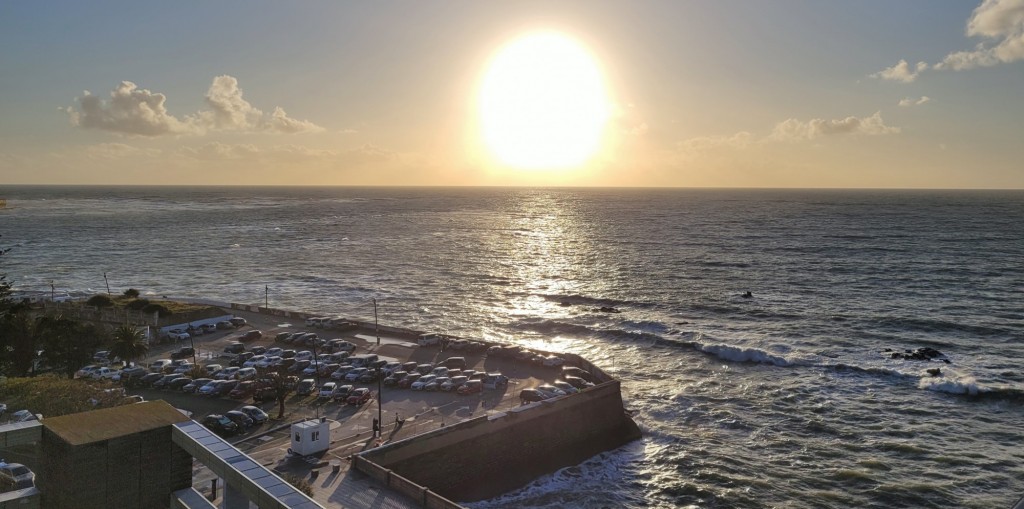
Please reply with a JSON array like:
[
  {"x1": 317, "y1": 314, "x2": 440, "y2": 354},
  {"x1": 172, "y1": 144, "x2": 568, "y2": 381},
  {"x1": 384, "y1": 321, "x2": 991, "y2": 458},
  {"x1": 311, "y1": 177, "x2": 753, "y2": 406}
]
[{"x1": 357, "y1": 380, "x2": 641, "y2": 503}]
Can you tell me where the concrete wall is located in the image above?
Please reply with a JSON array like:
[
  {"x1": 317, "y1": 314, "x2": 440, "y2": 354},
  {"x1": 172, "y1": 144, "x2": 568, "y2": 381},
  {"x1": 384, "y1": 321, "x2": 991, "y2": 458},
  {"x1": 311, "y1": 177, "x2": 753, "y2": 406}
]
[
  {"x1": 358, "y1": 381, "x2": 641, "y2": 502},
  {"x1": 39, "y1": 426, "x2": 192, "y2": 509}
]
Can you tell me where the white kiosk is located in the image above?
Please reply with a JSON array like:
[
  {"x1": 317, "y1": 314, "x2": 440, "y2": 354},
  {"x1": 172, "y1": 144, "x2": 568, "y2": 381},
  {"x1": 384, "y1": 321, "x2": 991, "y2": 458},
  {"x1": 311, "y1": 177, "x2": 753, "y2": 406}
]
[{"x1": 289, "y1": 418, "x2": 330, "y2": 456}]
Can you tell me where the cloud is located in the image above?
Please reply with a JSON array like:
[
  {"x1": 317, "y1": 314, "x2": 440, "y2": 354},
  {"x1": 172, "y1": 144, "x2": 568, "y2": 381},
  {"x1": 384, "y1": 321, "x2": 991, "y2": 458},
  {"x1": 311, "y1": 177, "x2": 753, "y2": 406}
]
[
  {"x1": 876, "y1": 0, "x2": 1024, "y2": 78},
  {"x1": 871, "y1": 59, "x2": 928, "y2": 82},
  {"x1": 83, "y1": 142, "x2": 162, "y2": 159},
  {"x1": 67, "y1": 75, "x2": 323, "y2": 136},
  {"x1": 770, "y1": 112, "x2": 900, "y2": 141},
  {"x1": 67, "y1": 81, "x2": 198, "y2": 136},
  {"x1": 935, "y1": 0, "x2": 1024, "y2": 70},
  {"x1": 179, "y1": 142, "x2": 392, "y2": 165},
  {"x1": 677, "y1": 132, "x2": 753, "y2": 154},
  {"x1": 898, "y1": 96, "x2": 931, "y2": 107}
]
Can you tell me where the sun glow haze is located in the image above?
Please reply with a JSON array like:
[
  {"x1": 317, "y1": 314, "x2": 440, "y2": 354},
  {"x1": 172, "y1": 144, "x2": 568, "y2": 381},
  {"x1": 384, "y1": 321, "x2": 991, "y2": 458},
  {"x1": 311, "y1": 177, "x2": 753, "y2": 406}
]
[{"x1": 477, "y1": 32, "x2": 611, "y2": 172}]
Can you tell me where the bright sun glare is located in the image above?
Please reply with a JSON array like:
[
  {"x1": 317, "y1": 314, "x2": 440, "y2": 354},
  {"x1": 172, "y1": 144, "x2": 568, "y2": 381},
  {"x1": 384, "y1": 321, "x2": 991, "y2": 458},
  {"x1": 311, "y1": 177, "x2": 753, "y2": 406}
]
[{"x1": 478, "y1": 32, "x2": 610, "y2": 170}]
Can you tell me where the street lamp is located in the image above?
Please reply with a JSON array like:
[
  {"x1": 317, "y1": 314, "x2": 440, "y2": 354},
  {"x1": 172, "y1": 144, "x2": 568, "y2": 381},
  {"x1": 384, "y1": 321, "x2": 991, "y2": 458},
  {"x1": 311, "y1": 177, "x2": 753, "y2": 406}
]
[{"x1": 376, "y1": 364, "x2": 383, "y2": 438}]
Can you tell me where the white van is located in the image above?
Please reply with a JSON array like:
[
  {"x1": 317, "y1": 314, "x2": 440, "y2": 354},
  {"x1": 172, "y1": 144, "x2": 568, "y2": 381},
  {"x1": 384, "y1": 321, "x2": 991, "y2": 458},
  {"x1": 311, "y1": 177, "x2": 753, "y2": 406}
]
[
  {"x1": 149, "y1": 359, "x2": 173, "y2": 373},
  {"x1": 418, "y1": 333, "x2": 441, "y2": 346}
]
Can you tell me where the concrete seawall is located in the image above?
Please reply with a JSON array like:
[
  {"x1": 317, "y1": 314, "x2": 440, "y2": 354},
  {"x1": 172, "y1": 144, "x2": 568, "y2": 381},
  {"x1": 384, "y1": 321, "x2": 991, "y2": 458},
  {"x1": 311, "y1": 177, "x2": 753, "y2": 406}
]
[{"x1": 357, "y1": 381, "x2": 642, "y2": 503}]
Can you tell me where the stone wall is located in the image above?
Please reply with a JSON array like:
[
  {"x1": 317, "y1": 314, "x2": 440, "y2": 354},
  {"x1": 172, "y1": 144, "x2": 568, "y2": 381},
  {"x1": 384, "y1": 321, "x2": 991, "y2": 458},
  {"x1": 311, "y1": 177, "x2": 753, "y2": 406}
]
[{"x1": 359, "y1": 381, "x2": 641, "y2": 503}]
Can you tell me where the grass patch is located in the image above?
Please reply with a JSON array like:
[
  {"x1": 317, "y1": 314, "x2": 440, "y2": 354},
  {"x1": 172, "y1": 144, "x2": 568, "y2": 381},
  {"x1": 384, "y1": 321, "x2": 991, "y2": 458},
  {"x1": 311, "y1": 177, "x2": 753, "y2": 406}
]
[{"x1": 0, "y1": 375, "x2": 134, "y2": 418}]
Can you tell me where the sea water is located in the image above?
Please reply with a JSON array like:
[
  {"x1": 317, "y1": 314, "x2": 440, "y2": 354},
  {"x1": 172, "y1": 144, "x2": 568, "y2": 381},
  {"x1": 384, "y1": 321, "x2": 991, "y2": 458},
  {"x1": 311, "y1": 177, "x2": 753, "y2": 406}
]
[{"x1": 1, "y1": 186, "x2": 1022, "y2": 508}]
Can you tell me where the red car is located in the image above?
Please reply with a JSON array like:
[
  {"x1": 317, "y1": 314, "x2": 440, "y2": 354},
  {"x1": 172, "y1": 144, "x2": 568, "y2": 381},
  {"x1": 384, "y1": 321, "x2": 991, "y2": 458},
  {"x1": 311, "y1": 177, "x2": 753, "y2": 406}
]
[
  {"x1": 347, "y1": 388, "x2": 371, "y2": 405},
  {"x1": 457, "y1": 380, "x2": 483, "y2": 395},
  {"x1": 229, "y1": 381, "x2": 257, "y2": 399}
]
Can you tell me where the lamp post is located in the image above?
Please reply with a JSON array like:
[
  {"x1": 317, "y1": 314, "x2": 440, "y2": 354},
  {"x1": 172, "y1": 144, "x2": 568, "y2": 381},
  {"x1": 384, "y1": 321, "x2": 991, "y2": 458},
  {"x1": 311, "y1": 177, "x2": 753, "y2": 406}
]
[
  {"x1": 265, "y1": 285, "x2": 269, "y2": 309},
  {"x1": 373, "y1": 298, "x2": 380, "y2": 347},
  {"x1": 376, "y1": 364, "x2": 383, "y2": 438}
]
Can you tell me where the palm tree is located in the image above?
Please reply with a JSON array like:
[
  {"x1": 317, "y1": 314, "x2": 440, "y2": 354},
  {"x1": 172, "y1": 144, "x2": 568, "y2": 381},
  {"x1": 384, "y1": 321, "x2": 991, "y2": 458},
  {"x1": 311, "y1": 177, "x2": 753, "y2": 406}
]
[{"x1": 109, "y1": 324, "x2": 149, "y2": 368}]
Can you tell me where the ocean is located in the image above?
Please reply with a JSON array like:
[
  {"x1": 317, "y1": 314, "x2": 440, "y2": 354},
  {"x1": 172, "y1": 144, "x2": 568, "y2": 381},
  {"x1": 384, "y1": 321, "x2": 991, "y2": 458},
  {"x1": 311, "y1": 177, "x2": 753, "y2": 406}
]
[{"x1": 1, "y1": 185, "x2": 1022, "y2": 508}]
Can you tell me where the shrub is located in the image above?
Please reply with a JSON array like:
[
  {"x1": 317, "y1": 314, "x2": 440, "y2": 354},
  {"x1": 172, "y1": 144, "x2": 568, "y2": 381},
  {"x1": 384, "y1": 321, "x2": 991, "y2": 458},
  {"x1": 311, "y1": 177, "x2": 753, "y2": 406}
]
[
  {"x1": 141, "y1": 303, "x2": 171, "y2": 317},
  {"x1": 123, "y1": 288, "x2": 140, "y2": 298},
  {"x1": 125, "y1": 298, "x2": 150, "y2": 311},
  {"x1": 86, "y1": 294, "x2": 114, "y2": 308},
  {"x1": 282, "y1": 474, "x2": 314, "y2": 497}
]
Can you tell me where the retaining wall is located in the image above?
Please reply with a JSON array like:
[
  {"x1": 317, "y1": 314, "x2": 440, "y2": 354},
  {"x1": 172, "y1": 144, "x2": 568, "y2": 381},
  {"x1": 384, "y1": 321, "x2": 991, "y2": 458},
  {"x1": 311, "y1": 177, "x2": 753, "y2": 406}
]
[{"x1": 357, "y1": 381, "x2": 641, "y2": 503}]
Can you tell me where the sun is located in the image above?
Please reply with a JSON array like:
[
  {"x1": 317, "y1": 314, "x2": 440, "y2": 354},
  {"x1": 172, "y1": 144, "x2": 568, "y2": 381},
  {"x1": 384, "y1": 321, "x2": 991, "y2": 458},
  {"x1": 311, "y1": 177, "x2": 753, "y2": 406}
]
[{"x1": 477, "y1": 32, "x2": 611, "y2": 170}]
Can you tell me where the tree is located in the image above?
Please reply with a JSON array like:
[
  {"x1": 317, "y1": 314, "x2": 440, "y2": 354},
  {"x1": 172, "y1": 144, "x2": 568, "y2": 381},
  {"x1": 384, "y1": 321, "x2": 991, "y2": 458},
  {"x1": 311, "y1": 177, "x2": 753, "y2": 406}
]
[
  {"x1": 0, "y1": 312, "x2": 41, "y2": 377},
  {"x1": 108, "y1": 324, "x2": 149, "y2": 368},
  {"x1": 258, "y1": 367, "x2": 296, "y2": 419},
  {"x1": 141, "y1": 303, "x2": 171, "y2": 317},
  {"x1": 38, "y1": 316, "x2": 106, "y2": 378},
  {"x1": 123, "y1": 288, "x2": 140, "y2": 298},
  {"x1": 87, "y1": 294, "x2": 114, "y2": 309}
]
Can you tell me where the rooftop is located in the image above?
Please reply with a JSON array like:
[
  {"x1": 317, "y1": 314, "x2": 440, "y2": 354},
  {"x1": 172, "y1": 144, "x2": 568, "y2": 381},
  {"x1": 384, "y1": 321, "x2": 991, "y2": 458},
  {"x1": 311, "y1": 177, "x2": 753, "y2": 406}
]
[{"x1": 42, "y1": 400, "x2": 190, "y2": 446}]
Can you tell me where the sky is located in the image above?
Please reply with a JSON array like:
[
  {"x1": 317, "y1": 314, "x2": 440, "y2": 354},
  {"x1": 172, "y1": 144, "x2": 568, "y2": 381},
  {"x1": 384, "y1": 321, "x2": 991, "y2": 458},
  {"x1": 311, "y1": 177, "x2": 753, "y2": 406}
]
[{"x1": 1, "y1": 0, "x2": 1022, "y2": 188}]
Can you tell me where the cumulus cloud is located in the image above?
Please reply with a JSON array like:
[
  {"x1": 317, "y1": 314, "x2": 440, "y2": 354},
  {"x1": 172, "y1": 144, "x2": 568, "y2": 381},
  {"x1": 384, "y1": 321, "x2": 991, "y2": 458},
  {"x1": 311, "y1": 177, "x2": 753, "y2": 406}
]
[
  {"x1": 898, "y1": 96, "x2": 931, "y2": 107},
  {"x1": 67, "y1": 81, "x2": 198, "y2": 136},
  {"x1": 936, "y1": 0, "x2": 1024, "y2": 69},
  {"x1": 871, "y1": 59, "x2": 928, "y2": 82},
  {"x1": 770, "y1": 112, "x2": 900, "y2": 142},
  {"x1": 67, "y1": 75, "x2": 323, "y2": 136},
  {"x1": 876, "y1": 0, "x2": 1024, "y2": 79}
]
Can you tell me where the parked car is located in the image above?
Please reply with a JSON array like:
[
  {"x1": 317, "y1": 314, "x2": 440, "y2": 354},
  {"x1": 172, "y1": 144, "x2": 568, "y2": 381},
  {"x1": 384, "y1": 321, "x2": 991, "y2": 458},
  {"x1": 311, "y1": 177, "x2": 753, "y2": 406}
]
[
  {"x1": 92, "y1": 350, "x2": 110, "y2": 362},
  {"x1": 562, "y1": 366, "x2": 595, "y2": 383},
  {"x1": 346, "y1": 388, "x2": 371, "y2": 405},
  {"x1": 90, "y1": 367, "x2": 118, "y2": 380},
  {"x1": 249, "y1": 346, "x2": 268, "y2": 356},
  {"x1": 288, "y1": 359, "x2": 312, "y2": 374},
  {"x1": 182, "y1": 378, "x2": 213, "y2": 393},
  {"x1": 280, "y1": 349, "x2": 297, "y2": 359},
  {"x1": 564, "y1": 375, "x2": 594, "y2": 390},
  {"x1": 214, "y1": 380, "x2": 239, "y2": 397},
  {"x1": 380, "y1": 362, "x2": 402, "y2": 376},
  {"x1": 441, "y1": 376, "x2": 468, "y2": 392},
  {"x1": 253, "y1": 387, "x2": 278, "y2": 403},
  {"x1": 330, "y1": 365, "x2": 354, "y2": 380},
  {"x1": 535, "y1": 385, "x2": 567, "y2": 398},
  {"x1": 172, "y1": 362, "x2": 195, "y2": 374},
  {"x1": 552, "y1": 380, "x2": 579, "y2": 395},
  {"x1": 457, "y1": 380, "x2": 483, "y2": 395},
  {"x1": 240, "y1": 330, "x2": 262, "y2": 341},
  {"x1": 275, "y1": 332, "x2": 292, "y2": 341},
  {"x1": 201, "y1": 323, "x2": 218, "y2": 333},
  {"x1": 318, "y1": 382, "x2": 337, "y2": 399},
  {"x1": 215, "y1": 367, "x2": 240, "y2": 380},
  {"x1": 148, "y1": 359, "x2": 173, "y2": 373},
  {"x1": 401, "y1": 361, "x2": 418, "y2": 373},
  {"x1": 483, "y1": 373, "x2": 509, "y2": 390},
  {"x1": 398, "y1": 373, "x2": 422, "y2": 389},
  {"x1": 265, "y1": 347, "x2": 283, "y2": 357},
  {"x1": 0, "y1": 462, "x2": 35, "y2": 489},
  {"x1": 294, "y1": 350, "x2": 314, "y2": 362},
  {"x1": 242, "y1": 355, "x2": 265, "y2": 368},
  {"x1": 238, "y1": 405, "x2": 269, "y2": 424},
  {"x1": 229, "y1": 381, "x2": 258, "y2": 399},
  {"x1": 168, "y1": 377, "x2": 194, "y2": 391},
  {"x1": 167, "y1": 330, "x2": 190, "y2": 341},
  {"x1": 230, "y1": 352, "x2": 254, "y2": 367},
  {"x1": 328, "y1": 340, "x2": 356, "y2": 353},
  {"x1": 425, "y1": 376, "x2": 447, "y2": 391},
  {"x1": 216, "y1": 320, "x2": 233, "y2": 330},
  {"x1": 441, "y1": 357, "x2": 466, "y2": 370},
  {"x1": 383, "y1": 371, "x2": 408, "y2": 387},
  {"x1": 519, "y1": 388, "x2": 548, "y2": 403},
  {"x1": 198, "y1": 380, "x2": 225, "y2": 396},
  {"x1": 411, "y1": 374, "x2": 436, "y2": 391},
  {"x1": 201, "y1": 414, "x2": 240, "y2": 436},
  {"x1": 414, "y1": 364, "x2": 434, "y2": 375},
  {"x1": 223, "y1": 342, "x2": 245, "y2": 354},
  {"x1": 417, "y1": 333, "x2": 441, "y2": 346},
  {"x1": 9, "y1": 410, "x2": 40, "y2": 423},
  {"x1": 429, "y1": 366, "x2": 449, "y2": 378},
  {"x1": 235, "y1": 367, "x2": 257, "y2": 381},
  {"x1": 344, "y1": 367, "x2": 368, "y2": 382},
  {"x1": 204, "y1": 364, "x2": 224, "y2": 376},
  {"x1": 296, "y1": 379, "x2": 317, "y2": 396},
  {"x1": 137, "y1": 372, "x2": 164, "y2": 387},
  {"x1": 152, "y1": 374, "x2": 184, "y2": 389},
  {"x1": 114, "y1": 366, "x2": 148, "y2": 382},
  {"x1": 225, "y1": 410, "x2": 254, "y2": 429},
  {"x1": 331, "y1": 384, "x2": 354, "y2": 401},
  {"x1": 229, "y1": 317, "x2": 247, "y2": 327}
]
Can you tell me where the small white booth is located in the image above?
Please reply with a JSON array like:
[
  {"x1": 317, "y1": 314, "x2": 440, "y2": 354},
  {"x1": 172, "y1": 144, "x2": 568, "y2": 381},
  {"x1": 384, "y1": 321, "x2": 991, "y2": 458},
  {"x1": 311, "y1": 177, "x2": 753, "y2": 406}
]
[{"x1": 289, "y1": 418, "x2": 330, "y2": 456}]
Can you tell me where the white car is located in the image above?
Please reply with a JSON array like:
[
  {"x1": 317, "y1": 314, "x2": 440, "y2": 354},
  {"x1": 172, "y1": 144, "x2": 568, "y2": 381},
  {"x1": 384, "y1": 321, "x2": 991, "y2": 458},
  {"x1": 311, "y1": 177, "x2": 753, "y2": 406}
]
[
  {"x1": 76, "y1": 365, "x2": 100, "y2": 378},
  {"x1": 294, "y1": 351, "x2": 314, "y2": 362},
  {"x1": 149, "y1": 359, "x2": 173, "y2": 373},
  {"x1": 204, "y1": 364, "x2": 224, "y2": 375},
  {"x1": 265, "y1": 347, "x2": 283, "y2": 357},
  {"x1": 552, "y1": 380, "x2": 579, "y2": 394},
  {"x1": 201, "y1": 323, "x2": 218, "y2": 333},
  {"x1": 344, "y1": 367, "x2": 368, "y2": 382},
  {"x1": 90, "y1": 367, "x2": 118, "y2": 380},
  {"x1": 167, "y1": 330, "x2": 190, "y2": 341},
  {"x1": 535, "y1": 385, "x2": 568, "y2": 398},
  {"x1": 318, "y1": 382, "x2": 337, "y2": 399}
]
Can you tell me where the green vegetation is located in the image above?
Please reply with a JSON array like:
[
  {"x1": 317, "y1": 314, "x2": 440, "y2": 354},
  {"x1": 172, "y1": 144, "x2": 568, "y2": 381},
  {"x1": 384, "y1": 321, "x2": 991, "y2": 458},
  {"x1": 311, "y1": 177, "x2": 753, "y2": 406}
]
[
  {"x1": 122, "y1": 288, "x2": 140, "y2": 298},
  {"x1": 109, "y1": 324, "x2": 149, "y2": 367},
  {"x1": 0, "y1": 376, "x2": 133, "y2": 418},
  {"x1": 141, "y1": 302, "x2": 171, "y2": 317},
  {"x1": 125, "y1": 297, "x2": 150, "y2": 311},
  {"x1": 86, "y1": 294, "x2": 115, "y2": 308},
  {"x1": 282, "y1": 474, "x2": 314, "y2": 497}
]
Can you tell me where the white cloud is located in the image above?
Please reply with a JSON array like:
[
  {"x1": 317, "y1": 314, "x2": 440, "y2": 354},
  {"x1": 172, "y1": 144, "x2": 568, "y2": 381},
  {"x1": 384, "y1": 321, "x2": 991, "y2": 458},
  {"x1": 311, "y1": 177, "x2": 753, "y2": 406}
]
[
  {"x1": 677, "y1": 132, "x2": 753, "y2": 153},
  {"x1": 871, "y1": 59, "x2": 929, "y2": 83},
  {"x1": 878, "y1": 0, "x2": 1024, "y2": 76},
  {"x1": 770, "y1": 112, "x2": 900, "y2": 141},
  {"x1": 898, "y1": 96, "x2": 931, "y2": 107},
  {"x1": 179, "y1": 142, "x2": 392, "y2": 165},
  {"x1": 84, "y1": 142, "x2": 161, "y2": 159},
  {"x1": 68, "y1": 81, "x2": 199, "y2": 136},
  {"x1": 67, "y1": 75, "x2": 323, "y2": 136}
]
